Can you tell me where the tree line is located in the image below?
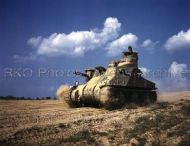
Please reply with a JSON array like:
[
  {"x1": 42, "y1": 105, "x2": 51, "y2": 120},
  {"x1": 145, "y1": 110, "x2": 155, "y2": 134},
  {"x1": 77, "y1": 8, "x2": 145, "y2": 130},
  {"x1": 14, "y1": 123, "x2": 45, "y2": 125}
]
[{"x1": 0, "y1": 96, "x2": 57, "y2": 100}]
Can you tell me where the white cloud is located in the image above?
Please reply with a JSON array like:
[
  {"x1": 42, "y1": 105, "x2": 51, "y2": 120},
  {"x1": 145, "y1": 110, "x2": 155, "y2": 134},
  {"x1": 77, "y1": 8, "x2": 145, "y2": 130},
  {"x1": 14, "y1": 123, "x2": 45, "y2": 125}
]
[
  {"x1": 28, "y1": 17, "x2": 121, "y2": 56},
  {"x1": 168, "y1": 61, "x2": 189, "y2": 91},
  {"x1": 13, "y1": 53, "x2": 44, "y2": 63},
  {"x1": 165, "y1": 29, "x2": 190, "y2": 51},
  {"x1": 129, "y1": 64, "x2": 189, "y2": 92},
  {"x1": 25, "y1": 17, "x2": 161, "y2": 58},
  {"x1": 13, "y1": 54, "x2": 36, "y2": 61},
  {"x1": 142, "y1": 39, "x2": 158, "y2": 50},
  {"x1": 105, "y1": 33, "x2": 138, "y2": 56},
  {"x1": 154, "y1": 61, "x2": 189, "y2": 92},
  {"x1": 168, "y1": 61, "x2": 188, "y2": 78},
  {"x1": 27, "y1": 36, "x2": 42, "y2": 48}
]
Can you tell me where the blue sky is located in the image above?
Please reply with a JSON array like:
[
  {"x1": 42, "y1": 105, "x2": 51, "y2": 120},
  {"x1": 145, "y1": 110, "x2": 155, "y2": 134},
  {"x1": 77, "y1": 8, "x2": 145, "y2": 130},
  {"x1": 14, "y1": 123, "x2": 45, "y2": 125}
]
[{"x1": 0, "y1": 0, "x2": 190, "y2": 97}]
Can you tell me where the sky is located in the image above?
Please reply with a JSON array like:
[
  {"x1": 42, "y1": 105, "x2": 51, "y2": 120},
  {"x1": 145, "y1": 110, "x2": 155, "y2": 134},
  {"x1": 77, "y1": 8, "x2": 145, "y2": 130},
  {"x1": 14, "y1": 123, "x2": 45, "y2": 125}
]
[{"x1": 0, "y1": 0, "x2": 190, "y2": 97}]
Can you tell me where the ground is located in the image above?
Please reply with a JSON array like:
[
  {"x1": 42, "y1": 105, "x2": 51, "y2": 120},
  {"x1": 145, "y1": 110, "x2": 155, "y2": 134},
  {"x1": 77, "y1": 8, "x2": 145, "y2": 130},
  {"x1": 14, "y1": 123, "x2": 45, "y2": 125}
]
[{"x1": 0, "y1": 92, "x2": 190, "y2": 146}]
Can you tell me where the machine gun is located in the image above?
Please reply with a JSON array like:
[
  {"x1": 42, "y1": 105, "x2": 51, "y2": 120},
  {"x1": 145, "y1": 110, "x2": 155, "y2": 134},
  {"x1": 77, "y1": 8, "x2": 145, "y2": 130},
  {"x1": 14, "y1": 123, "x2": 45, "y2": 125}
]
[{"x1": 74, "y1": 71, "x2": 90, "y2": 82}]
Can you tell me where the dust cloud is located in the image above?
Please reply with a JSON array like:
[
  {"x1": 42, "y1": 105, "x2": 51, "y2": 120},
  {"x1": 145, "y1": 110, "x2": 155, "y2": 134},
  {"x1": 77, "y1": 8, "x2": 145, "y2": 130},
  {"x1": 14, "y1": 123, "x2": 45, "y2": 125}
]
[{"x1": 56, "y1": 85, "x2": 70, "y2": 100}]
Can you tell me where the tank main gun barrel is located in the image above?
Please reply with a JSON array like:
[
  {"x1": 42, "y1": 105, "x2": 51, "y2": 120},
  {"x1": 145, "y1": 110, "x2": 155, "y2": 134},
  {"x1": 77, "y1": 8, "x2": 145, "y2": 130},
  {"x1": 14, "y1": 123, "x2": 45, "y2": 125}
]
[{"x1": 74, "y1": 71, "x2": 88, "y2": 77}]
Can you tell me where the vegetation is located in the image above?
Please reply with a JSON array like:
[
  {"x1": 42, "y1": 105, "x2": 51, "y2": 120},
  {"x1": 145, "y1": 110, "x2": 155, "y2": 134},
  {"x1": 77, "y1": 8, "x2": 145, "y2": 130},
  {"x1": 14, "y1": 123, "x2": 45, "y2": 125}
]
[
  {"x1": 0, "y1": 96, "x2": 57, "y2": 100},
  {"x1": 181, "y1": 104, "x2": 190, "y2": 116},
  {"x1": 179, "y1": 140, "x2": 190, "y2": 146},
  {"x1": 61, "y1": 130, "x2": 95, "y2": 143}
]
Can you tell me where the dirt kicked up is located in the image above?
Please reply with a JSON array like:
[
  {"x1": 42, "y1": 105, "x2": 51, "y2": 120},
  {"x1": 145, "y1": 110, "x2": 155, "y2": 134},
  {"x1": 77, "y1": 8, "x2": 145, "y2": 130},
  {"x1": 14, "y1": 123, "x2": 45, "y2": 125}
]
[{"x1": 0, "y1": 92, "x2": 190, "y2": 146}]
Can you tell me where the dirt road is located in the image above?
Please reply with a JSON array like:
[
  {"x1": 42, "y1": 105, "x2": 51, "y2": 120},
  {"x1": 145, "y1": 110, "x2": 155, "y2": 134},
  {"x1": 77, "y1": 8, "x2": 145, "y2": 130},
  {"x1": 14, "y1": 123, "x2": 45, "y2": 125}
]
[{"x1": 0, "y1": 92, "x2": 190, "y2": 146}]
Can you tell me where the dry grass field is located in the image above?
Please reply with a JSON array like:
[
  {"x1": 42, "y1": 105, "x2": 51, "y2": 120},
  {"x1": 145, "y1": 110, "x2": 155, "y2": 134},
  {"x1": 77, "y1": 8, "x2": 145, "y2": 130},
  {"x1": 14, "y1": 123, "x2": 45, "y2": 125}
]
[{"x1": 0, "y1": 92, "x2": 190, "y2": 146}]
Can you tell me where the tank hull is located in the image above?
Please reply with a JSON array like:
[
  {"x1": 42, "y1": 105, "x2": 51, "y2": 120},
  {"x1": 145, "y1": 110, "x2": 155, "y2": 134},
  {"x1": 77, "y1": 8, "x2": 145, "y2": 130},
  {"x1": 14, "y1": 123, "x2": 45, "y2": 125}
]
[{"x1": 65, "y1": 85, "x2": 157, "y2": 108}]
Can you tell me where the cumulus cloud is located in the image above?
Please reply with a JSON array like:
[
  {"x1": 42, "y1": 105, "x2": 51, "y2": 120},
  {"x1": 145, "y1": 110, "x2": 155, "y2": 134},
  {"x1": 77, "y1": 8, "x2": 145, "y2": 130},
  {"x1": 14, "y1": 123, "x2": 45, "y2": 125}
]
[
  {"x1": 28, "y1": 17, "x2": 121, "y2": 56},
  {"x1": 25, "y1": 17, "x2": 162, "y2": 58},
  {"x1": 154, "y1": 61, "x2": 189, "y2": 91},
  {"x1": 140, "y1": 62, "x2": 189, "y2": 92},
  {"x1": 142, "y1": 39, "x2": 158, "y2": 50},
  {"x1": 105, "y1": 33, "x2": 138, "y2": 56},
  {"x1": 165, "y1": 29, "x2": 190, "y2": 51},
  {"x1": 27, "y1": 36, "x2": 42, "y2": 48},
  {"x1": 168, "y1": 61, "x2": 189, "y2": 91},
  {"x1": 168, "y1": 61, "x2": 188, "y2": 78}
]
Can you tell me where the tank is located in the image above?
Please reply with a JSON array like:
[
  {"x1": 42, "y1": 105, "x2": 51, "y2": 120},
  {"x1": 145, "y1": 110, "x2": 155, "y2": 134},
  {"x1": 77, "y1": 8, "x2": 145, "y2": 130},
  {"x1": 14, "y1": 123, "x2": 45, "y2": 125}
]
[{"x1": 61, "y1": 46, "x2": 157, "y2": 108}]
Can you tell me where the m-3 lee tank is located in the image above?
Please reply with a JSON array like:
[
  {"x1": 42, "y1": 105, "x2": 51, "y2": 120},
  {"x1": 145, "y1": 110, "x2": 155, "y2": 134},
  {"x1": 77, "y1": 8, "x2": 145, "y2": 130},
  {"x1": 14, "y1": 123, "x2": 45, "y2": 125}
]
[{"x1": 60, "y1": 46, "x2": 157, "y2": 108}]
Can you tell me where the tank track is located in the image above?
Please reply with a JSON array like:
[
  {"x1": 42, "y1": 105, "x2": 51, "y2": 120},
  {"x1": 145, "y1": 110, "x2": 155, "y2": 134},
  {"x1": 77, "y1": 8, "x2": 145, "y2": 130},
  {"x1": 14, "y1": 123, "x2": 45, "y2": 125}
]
[{"x1": 102, "y1": 86, "x2": 157, "y2": 109}]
